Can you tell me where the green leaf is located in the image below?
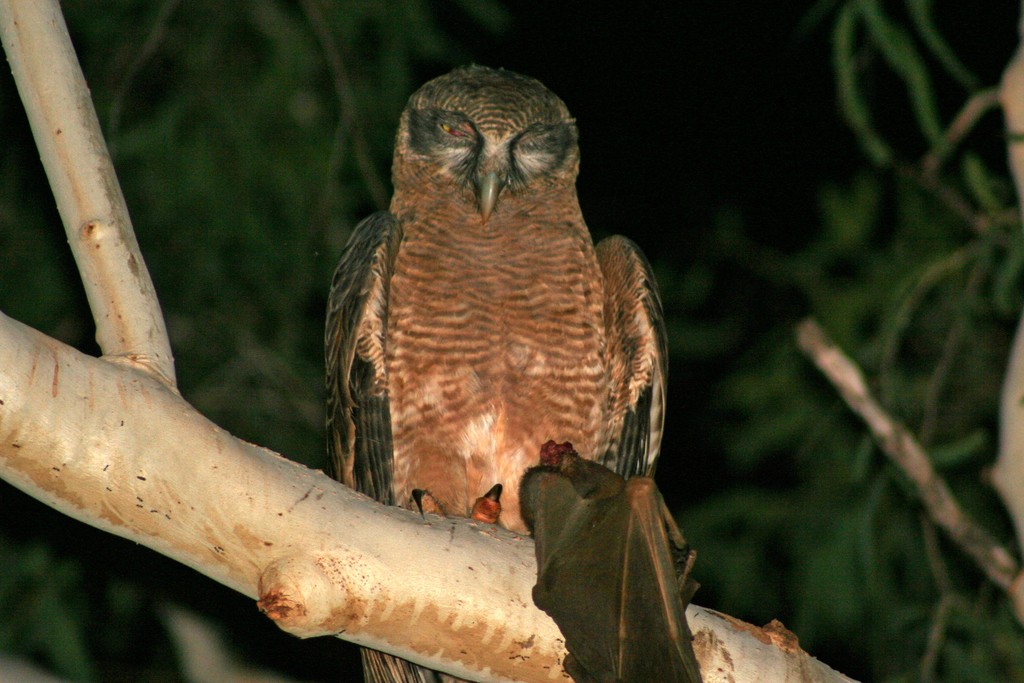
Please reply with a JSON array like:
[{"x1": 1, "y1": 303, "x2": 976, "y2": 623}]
[
  {"x1": 833, "y1": 4, "x2": 894, "y2": 166},
  {"x1": 927, "y1": 430, "x2": 988, "y2": 468},
  {"x1": 904, "y1": 0, "x2": 980, "y2": 90},
  {"x1": 858, "y1": 0, "x2": 943, "y2": 145},
  {"x1": 961, "y1": 151, "x2": 1005, "y2": 212}
]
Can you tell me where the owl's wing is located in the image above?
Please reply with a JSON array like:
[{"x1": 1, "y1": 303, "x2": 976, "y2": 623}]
[
  {"x1": 326, "y1": 212, "x2": 403, "y2": 504},
  {"x1": 596, "y1": 235, "x2": 668, "y2": 479}
]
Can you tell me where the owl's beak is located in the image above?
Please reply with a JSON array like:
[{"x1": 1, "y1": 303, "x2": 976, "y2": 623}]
[{"x1": 477, "y1": 171, "x2": 504, "y2": 223}]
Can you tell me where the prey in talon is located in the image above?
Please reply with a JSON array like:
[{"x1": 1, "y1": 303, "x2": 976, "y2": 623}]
[{"x1": 520, "y1": 440, "x2": 702, "y2": 683}]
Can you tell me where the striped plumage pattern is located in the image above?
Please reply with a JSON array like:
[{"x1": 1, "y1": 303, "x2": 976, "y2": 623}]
[
  {"x1": 386, "y1": 179, "x2": 607, "y2": 533},
  {"x1": 406, "y1": 67, "x2": 569, "y2": 138},
  {"x1": 325, "y1": 65, "x2": 667, "y2": 683}
]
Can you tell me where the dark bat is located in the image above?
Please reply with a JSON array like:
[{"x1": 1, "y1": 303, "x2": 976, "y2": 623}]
[{"x1": 519, "y1": 441, "x2": 702, "y2": 683}]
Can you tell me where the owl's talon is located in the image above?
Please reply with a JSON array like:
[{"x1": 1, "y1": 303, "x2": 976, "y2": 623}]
[
  {"x1": 470, "y1": 483, "x2": 502, "y2": 524},
  {"x1": 410, "y1": 489, "x2": 446, "y2": 517}
]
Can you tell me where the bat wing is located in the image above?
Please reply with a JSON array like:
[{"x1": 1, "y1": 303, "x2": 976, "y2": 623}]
[
  {"x1": 614, "y1": 477, "x2": 700, "y2": 682},
  {"x1": 521, "y1": 455, "x2": 701, "y2": 683}
]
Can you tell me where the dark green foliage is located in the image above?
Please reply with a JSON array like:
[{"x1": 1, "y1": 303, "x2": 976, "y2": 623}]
[
  {"x1": 672, "y1": 2, "x2": 1024, "y2": 681},
  {"x1": 0, "y1": 540, "x2": 94, "y2": 680}
]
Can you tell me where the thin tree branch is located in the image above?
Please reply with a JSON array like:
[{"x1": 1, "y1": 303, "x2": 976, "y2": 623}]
[
  {"x1": 298, "y1": 0, "x2": 390, "y2": 210},
  {"x1": 918, "y1": 513, "x2": 954, "y2": 682},
  {"x1": 918, "y1": 260, "x2": 986, "y2": 445},
  {"x1": 918, "y1": 592, "x2": 952, "y2": 683},
  {"x1": 106, "y1": 0, "x2": 182, "y2": 135},
  {"x1": 0, "y1": 0, "x2": 176, "y2": 387},
  {"x1": 920, "y1": 88, "x2": 1000, "y2": 177},
  {"x1": 893, "y1": 161, "x2": 1008, "y2": 240},
  {"x1": 877, "y1": 245, "x2": 974, "y2": 406},
  {"x1": 795, "y1": 318, "x2": 1024, "y2": 622},
  {"x1": 994, "y1": 0, "x2": 1024, "y2": 590},
  {"x1": 1000, "y1": 3, "x2": 1024, "y2": 210}
]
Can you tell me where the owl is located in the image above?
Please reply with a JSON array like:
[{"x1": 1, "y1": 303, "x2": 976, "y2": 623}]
[{"x1": 326, "y1": 65, "x2": 667, "y2": 683}]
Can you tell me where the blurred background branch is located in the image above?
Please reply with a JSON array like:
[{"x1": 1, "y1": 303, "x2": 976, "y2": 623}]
[{"x1": 797, "y1": 318, "x2": 1022, "y2": 616}]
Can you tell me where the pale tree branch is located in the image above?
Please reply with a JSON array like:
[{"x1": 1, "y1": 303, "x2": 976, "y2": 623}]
[
  {"x1": 796, "y1": 319, "x2": 1024, "y2": 622},
  {"x1": 995, "y1": 0, "x2": 1024, "y2": 580},
  {"x1": 0, "y1": 0, "x2": 175, "y2": 387},
  {"x1": 0, "y1": 311, "x2": 559, "y2": 681},
  {"x1": 0, "y1": 1, "x2": 857, "y2": 681},
  {"x1": 0, "y1": 313, "x2": 854, "y2": 682}
]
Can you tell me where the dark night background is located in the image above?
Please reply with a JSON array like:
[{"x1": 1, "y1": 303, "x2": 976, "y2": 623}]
[{"x1": 1, "y1": 1, "x2": 1023, "y2": 681}]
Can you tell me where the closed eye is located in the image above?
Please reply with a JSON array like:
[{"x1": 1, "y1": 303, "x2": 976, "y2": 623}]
[{"x1": 508, "y1": 121, "x2": 577, "y2": 188}]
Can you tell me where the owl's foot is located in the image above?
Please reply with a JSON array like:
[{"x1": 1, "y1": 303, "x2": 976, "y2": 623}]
[
  {"x1": 410, "y1": 489, "x2": 447, "y2": 518},
  {"x1": 470, "y1": 483, "x2": 502, "y2": 524}
]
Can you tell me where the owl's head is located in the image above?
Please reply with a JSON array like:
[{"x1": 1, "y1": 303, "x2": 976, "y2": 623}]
[{"x1": 393, "y1": 65, "x2": 580, "y2": 222}]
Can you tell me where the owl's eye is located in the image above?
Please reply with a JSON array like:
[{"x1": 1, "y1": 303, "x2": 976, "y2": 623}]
[
  {"x1": 441, "y1": 123, "x2": 472, "y2": 139},
  {"x1": 508, "y1": 121, "x2": 577, "y2": 187}
]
